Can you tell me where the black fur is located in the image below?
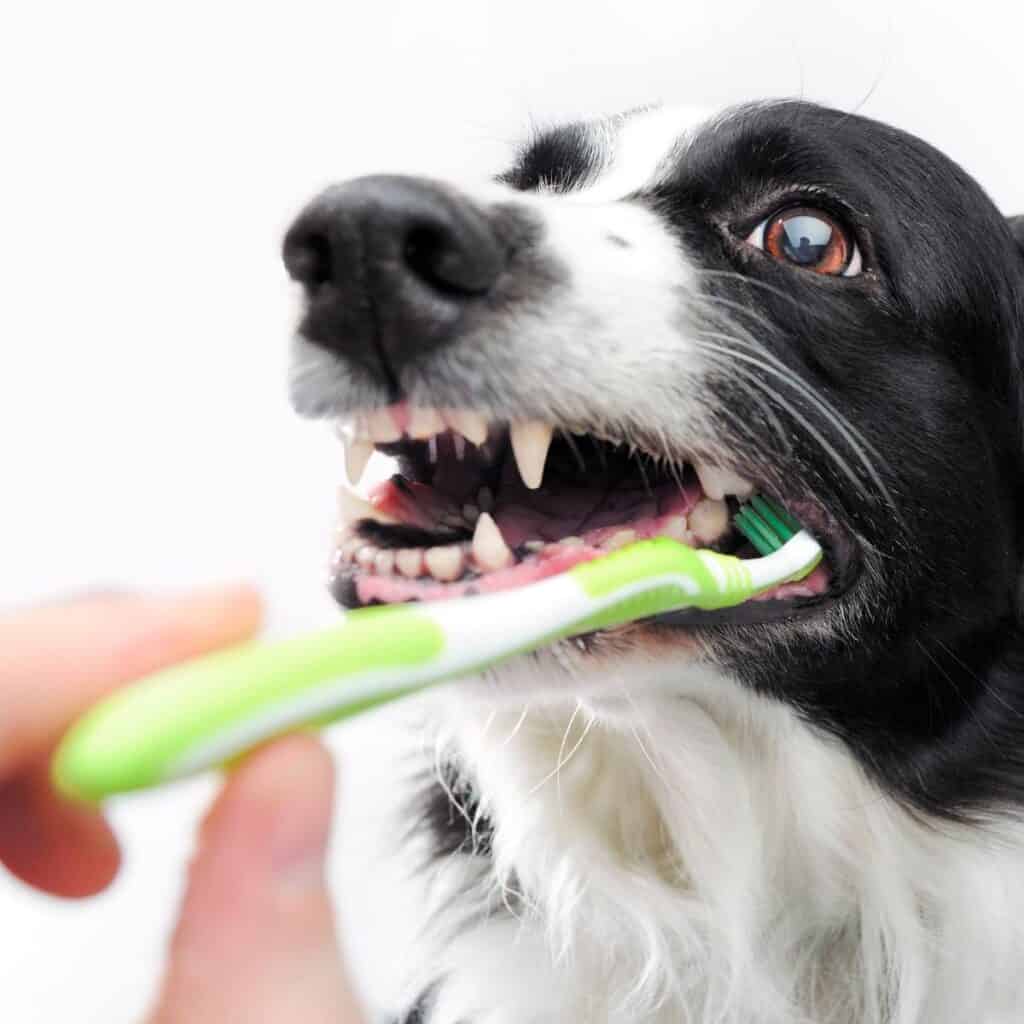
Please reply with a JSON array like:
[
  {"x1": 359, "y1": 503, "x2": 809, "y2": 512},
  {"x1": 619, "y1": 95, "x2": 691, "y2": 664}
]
[
  {"x1": 628, "y1": 101, "x2": 1024, "y2": 820},
  {"x1": 498, "y1": 118, "x2": 608, "y2": 193},
  {"x1": 290, "y1": 101, "x2": 1024, "y2": 1020},
  {"x1": 412, "y1": 759, "x2": 495, "y2": 861},
  {"x1": 452, "y1": 101, "x2": 1024, "y2": 818}
]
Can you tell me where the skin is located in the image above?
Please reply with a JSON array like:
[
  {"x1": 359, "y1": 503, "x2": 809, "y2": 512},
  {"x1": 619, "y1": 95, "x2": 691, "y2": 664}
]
[{"x1": 0, "y1": 584, "x2": 366, "y2": 1023}]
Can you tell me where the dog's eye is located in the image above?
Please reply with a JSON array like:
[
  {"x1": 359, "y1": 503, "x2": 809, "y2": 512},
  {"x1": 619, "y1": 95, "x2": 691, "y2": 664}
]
[{"x1": 746, "y1": 207, "x2": 863, "y2": 277}]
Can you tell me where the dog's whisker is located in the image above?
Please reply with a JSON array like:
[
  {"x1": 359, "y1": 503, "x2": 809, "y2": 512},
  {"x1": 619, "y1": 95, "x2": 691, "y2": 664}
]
[
  {"x1": 502, "y1": 706, "x2": 532, "y2": 747},
  {"x1": 693, "y1": 335, "x2": 897, "y2": 513},
  {"x1": 527, "y1": 701, "x2": 590, "y2": 798},
  {"x1": 693, "y1": 321, "x2": 898, "y2": 507},
  {"x1": 289, "y1": 98, "x2": 1024, "y2": 1024}
]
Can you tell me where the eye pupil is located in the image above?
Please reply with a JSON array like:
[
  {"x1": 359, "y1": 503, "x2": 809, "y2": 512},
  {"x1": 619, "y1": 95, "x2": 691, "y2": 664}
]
[
  {"x1": 756, "y1": 206, "x2": 856, "y2": 276},
  {"x1": 780, "y1": 215, "x2": 833, "y2": 265}
]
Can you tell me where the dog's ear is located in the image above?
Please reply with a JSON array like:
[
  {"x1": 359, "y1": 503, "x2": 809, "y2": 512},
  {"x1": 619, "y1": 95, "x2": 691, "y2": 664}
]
[{"x1": 1008, "y1": 218, "x2": 1024, "y2": 614}]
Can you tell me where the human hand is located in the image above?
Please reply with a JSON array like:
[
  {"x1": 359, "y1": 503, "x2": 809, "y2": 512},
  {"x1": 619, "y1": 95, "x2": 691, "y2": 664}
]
[{"x1": 0, "y1": 586, "x2": 366, "y2": 1023}]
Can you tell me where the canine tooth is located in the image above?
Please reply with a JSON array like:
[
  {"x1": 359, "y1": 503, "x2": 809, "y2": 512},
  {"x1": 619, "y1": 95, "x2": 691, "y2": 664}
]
[
  {"x1": 337, "y1": 486, "x2": 397, "y2": 525},
  {"x1": 344, "y1": 439, "x2": 374, "y2": 484},
  {"x1": 453, "y1": 434, "x2": 466, "y2": 460},
  {"x1": 477, "y1": 486, "x2": 494, "y2": 513},
  {"x1": 444, "y1": 409, "x2": 489, "y2": 446},
  {"x1": 396, "y1": 548, "x2": 424, "y2": 578},
  {"x1": 604, "y1": 529, "x2": 637, "y2": 551},
  {"x1": 425, "y1": 545, "x2": 465, "y2": 582},
  {"x1": 509, "y1": 421, "x2": 554, "y2": 489},
  {"x1": 694, "y1": 462, "x2": 753, "y2": 501},
  {"x1": 408, "y1": 407, "x2": 446, "y2": 440},
  {"x1": 560, "y1": 535, "x2": 584, "y2": 547},
  {"x1": 428, "y1": 436, "x2": 438, "y2": 464},
  {"x1": 472, "y1": 512, "x2": 514, "y2": 571},
  {"x1": 374, "y1": 550, "x2": 396, "y2": 575},
  {"x1": 523, "y1": 540, "x2": 545, "y2": 553},
  {"x1": 350, "y1": 414, "x2": 370, "y2": 441},
  {"x1": 355, "y1": 545, "x2": 378, "y2": 570},
  {"x1": 366, "y1": 408, "x2": 402, "y2": 443},
  {"x1": 689, "y1": 498, "x2": 730, "y2": 545}
]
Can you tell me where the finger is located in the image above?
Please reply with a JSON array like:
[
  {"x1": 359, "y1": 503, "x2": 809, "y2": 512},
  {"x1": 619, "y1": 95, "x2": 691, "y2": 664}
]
[
  {"x1": 149, "y1": 735, "x2": 365, "y2": 1024},
  {"x1": 0, "y1": 761, "x2": 121, "y2": 898},
  {"x1": 0, "y1": 583, "x2": 262, "y2": 779}
]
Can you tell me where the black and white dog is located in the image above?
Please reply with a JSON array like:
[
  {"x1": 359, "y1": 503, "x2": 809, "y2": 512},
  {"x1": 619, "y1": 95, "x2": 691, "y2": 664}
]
[{"x1": 283, "y1": 101, "x2": 1024, "y2": 1024}]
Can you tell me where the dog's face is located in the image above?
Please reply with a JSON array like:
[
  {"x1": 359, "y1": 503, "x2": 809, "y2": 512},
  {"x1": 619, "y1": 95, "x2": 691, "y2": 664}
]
[{"x1": 284, "y1": 101, "x2": 1024, "y2": 816}]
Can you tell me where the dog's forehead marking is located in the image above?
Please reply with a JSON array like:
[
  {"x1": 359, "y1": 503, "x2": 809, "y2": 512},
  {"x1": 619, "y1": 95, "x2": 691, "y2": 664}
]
[{"x1": 567, "y1": 105, "x2": 712, "y2": 203}]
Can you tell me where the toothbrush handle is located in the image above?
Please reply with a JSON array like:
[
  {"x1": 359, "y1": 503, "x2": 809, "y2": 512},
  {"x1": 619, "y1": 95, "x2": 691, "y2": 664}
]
[
  {"x1": 52, "y1": 602, "x2": 449, "y2": 800},
  {"x1": 53, "y1": 537, "x2": 806, "y2": 802}
]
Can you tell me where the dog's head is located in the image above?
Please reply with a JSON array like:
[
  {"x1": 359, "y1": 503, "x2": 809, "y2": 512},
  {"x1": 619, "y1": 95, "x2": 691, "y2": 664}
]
[{"x1": 284, "y1": 101, "x2": 1024, "y2": 817}]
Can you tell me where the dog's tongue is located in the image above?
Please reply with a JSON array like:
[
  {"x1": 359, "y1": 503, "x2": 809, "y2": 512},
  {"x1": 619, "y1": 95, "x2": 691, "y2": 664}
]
[{"x1": 370, "y1": 459, "x2": 703, "y2": 548}]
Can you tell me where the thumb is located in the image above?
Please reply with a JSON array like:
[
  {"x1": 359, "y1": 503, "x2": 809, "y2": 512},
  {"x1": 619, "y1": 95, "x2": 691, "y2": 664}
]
[{"x1": 148, "y1": 735, "x2": 365, "y2": 1024}]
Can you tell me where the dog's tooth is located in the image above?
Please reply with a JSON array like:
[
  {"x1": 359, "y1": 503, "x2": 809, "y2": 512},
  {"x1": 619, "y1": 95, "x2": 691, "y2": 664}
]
[
  {"x1": 344, "y1": 440, "x2": 375, "y2": 485},
  {"x1": 337, "y1": 486, "x2": 397, "y2": 525},
  {"x1": 453, "y1": 433, "x2": 466, "y2": 460},
  {"x1": 366, "y1": 408, "x2": 402, "y2": 443},
  {"x1": 354, "y1": 545, "x2": 378, "y2": 571},
  {"x1": 339, "y1": 536, "x2": 364, "y2": 561},
  {"x1": 439, "y1": 511, "x2": 466, "y2": 531},
  {"x1": 396, "y1": 548, "x2": 424, "y2": 579},
  {"x1": 660, "y1": 516, "x2": 692, "y2": 543},
  {"x1": 443, "y1": 409, "x2": 489, "y2": 446},
  {"x1": 408, "y1": 407, "x2": 446, "y2": 440},
  {"x1": 694, "y1": 462, "x2": 753, "y2": 501},
  {"x1": 425, "y1": 545, "x2": 465, "y2": 582},
  {"x1": 472, "y1": 512, "x2": 514, "y2": 571},
  {"x1": 462, "y1": 502, "x2": 480, "y2": 523},
  {"x1": 603, "y1": 529, "x2": 637, "y2": 551},
  {"x1": 373, "y1": 550, "x2": 396, "y2": 575},
  {"x1": 350, "y1": 413, "x2": 371, "y2": 441},
  {"x1": 559, "y1": 535, "x2": 584, "y2": 547},
  {"x1": 509, "y1": 421, "x2": 554, "y2": 489},
  {"x1": 523, "y1": 540, "x2": 545, "y2": 553},
  {"x1": 427, "y1": 436, "x2": 438, "y2": 464},
  {"x1": 689, "y1": 498, "x2": 730, "y2": 545},
  {"x1": 477, "y1": 486, "x2": 494, "y2": 513}
]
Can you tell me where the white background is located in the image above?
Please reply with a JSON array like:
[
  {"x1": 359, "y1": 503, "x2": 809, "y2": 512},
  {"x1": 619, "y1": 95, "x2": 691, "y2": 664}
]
[{"x1": 2, "y1": 1, "x2": 1023, "y2": 1020}]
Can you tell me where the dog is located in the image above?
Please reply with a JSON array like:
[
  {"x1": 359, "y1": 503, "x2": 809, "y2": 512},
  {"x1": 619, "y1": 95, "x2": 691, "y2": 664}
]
[{"x1": 282, "y1": 101, "x2": 1024, "y2": 1023}]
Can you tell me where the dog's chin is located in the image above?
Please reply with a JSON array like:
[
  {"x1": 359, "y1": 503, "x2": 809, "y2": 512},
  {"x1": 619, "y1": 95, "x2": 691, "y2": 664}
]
[{"x1": 325, "y1": 404, "x2": 862, "y2": 659}]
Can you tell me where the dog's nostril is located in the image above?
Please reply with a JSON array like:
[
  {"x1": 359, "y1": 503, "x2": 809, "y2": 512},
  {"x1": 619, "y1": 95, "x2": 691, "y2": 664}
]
[
  {"x1": 283, "y1": 229, "x2": 333, "y2": 289},
  {"x1": 403, "y1": 223, "x2": 497, "y2": 296}
]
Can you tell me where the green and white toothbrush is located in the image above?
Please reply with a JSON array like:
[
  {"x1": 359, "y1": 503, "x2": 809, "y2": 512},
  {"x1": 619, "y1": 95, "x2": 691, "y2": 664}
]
[{"x1": 52, "y1": 497, "x2": 820, "y2": 803}]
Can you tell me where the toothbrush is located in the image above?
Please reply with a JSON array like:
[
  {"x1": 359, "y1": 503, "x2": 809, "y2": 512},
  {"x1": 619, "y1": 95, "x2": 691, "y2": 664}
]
[{"x1": 52, "y1": 497, "x2": 820, "y2": 802}]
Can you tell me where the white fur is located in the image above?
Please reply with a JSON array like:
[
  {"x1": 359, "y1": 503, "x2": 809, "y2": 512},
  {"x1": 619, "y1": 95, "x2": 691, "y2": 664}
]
[
  {"x1": 556, "y1": 105, "x2": 708, "y2": 203},
  {"x1": 372, "y1": 655, "x2": 1024, "y2": 1023},
  {"x1": 309, "y1": 103, "x2": 1024, "y2": 1023}
]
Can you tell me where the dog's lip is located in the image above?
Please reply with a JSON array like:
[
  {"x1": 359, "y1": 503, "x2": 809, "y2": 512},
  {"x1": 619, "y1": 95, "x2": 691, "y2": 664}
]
[
  {"x1": 648, "y1": 526, "x2": 861, "y2": 630},
  {"x1": 326, "y1": 402, "x2": 859, "y2": 628},
  {"x1": 330, "y1": 489, "x2": 851, "y2": 629}
]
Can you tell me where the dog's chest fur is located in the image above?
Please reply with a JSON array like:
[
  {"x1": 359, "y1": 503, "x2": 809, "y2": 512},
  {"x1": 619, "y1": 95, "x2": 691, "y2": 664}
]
[{"x1": 376, "y1": 664, "x2": 1024, "y2": 1024}]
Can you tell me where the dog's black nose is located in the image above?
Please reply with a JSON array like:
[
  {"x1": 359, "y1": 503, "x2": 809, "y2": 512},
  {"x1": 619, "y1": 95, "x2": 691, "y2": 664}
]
[{"x1": 283, "y1": 175, "x2": 504, "y2": 379}]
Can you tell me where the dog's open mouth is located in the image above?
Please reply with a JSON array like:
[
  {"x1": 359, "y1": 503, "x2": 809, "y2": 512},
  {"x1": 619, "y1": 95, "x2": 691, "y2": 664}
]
[{"x1": 330, "y1": 404, "x2": 834, "y2": 616}]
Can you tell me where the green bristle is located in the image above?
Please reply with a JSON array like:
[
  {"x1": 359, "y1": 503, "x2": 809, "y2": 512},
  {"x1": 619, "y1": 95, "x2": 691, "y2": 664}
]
[
  {"x1": 733, "y1": 496, "x2": 804, "y2": 556},
  {"x1": 733, "y1": 506, "x2": 779, "y2": 556},
  {"x1": 749, "y1": 495, "x2": 798, "y2": 542}
]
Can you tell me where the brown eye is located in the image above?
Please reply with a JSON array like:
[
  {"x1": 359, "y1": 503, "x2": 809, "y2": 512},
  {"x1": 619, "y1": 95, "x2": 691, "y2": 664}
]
[{"x1": 747, "y1": 206, "x2": 862, "y2": 277}]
